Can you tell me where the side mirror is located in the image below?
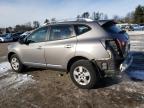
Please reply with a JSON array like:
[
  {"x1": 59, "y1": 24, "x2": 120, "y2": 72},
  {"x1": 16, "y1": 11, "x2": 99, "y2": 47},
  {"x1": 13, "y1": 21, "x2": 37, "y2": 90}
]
[
  {"x1": 19, "y1": 37, "x2": 31, "y2": 45},
  {"x1": 25, "y1": 40, "x2": 32, "y2": 45},
  {"x1": 19, "y1": 37, "x2": 25, "y2": 44}
]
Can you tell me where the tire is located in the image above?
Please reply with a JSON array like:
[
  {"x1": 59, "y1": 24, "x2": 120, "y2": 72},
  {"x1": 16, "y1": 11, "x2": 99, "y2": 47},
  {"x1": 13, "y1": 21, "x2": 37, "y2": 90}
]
[
  {"x1": 70, "y1": 60, "x2": 100, "y2": 89},
  {"x1": 10, "y1": 54, "x2": 25, "y2": 73}
]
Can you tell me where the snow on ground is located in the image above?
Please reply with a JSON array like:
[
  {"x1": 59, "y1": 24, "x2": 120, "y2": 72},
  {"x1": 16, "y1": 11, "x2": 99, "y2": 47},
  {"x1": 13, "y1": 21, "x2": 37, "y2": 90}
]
[
  {"x1": 0, "y1": 61, "x2": 11, "y2": 73},
  {"x1": 130, "y1": 40, "x2": 143, "y2": 43},
  {"x1": 0, "y1": 61, "x2": 35, "y2": 90},
  {"x1": 127, "y1": 31, "x2": 144, "y2": 35},
  {"x1": 0, "y1": 73, "x2": 35, "y2": 89},
  {"x1": 130, "y1": 34, "x2": 144, "y2": 52}
]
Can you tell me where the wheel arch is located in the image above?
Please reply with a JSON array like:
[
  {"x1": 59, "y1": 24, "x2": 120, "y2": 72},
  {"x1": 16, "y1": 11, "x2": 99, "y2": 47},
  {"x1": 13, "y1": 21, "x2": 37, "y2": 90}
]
[
  {"x1": 67, "y1": 56, "x2": 89, "y2": 72},
  {"x1": 67, "y1": 56, "x2": 104, "y2": 77},
  {"x1": 8, "y1": 52, "x2": 17, "y2": 62}
]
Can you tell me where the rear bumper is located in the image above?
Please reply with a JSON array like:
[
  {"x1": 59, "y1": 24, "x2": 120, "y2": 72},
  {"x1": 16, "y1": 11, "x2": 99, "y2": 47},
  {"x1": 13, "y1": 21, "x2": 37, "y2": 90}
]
[
  {"x1": 120, "y1": 54, "x2": 133, "y2": 72},
  {"x1": 95, "y1": 53, "x2": 133, "y2": 77}
]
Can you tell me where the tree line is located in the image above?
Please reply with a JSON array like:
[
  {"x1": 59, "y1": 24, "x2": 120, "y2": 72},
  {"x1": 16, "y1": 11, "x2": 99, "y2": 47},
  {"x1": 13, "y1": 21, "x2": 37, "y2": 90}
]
[
  {"x1": 0, "y1": 21, "x2": 40, "y2": 34},
  {"x1": 113, "y1": 5, "x2": 144, "y2": 24}
]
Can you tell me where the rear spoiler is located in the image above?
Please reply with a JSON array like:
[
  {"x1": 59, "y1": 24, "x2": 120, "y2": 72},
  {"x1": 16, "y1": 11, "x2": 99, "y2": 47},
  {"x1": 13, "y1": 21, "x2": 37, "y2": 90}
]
[{"x1": 96, "y1": 20, "x2": 117, "y2": 26}]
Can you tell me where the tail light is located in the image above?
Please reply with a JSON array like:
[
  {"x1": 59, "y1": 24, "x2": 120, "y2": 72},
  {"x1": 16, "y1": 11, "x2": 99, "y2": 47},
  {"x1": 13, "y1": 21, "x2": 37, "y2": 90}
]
[
  {"x1": 116, "y1": 39, "x2": 126, "y2": 50},
  {"x1": 105, "y1": 40, "x2": 120, "y2": 55},
  {"x1": 106, "y1": 39, "x2": 128, "y2": 58}
]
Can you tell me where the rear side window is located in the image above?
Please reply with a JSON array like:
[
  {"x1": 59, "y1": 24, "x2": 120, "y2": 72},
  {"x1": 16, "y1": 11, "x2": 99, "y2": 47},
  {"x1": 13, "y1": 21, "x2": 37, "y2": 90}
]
[
  {"x1": 74, "y1": 25, "x2": 91, "y2": 35},
  {"x1": 50, "y1": 25, "x2": 73, "y2": 41}
]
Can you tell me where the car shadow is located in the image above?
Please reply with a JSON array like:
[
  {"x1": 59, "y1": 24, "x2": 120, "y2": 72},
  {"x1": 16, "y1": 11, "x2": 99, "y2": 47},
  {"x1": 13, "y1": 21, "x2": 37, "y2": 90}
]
[
  {"x1": 95, "y1": 76, "x2": 121, "y2": 89},
  {"x1": 22, "y1": 67, "x2": 46, "y2": 73}
]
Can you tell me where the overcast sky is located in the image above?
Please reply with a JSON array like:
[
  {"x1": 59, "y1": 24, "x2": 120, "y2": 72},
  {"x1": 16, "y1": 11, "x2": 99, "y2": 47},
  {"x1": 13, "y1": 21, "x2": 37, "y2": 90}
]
[{"x1": 0, "y1": 0, "x2": 144, "y2": 27}]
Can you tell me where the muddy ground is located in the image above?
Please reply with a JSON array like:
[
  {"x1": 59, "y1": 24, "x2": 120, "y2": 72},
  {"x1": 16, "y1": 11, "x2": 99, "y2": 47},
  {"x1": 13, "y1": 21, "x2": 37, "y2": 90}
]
[{"x1": 0, "y1": 35, "x2": 144, "y2": 108}]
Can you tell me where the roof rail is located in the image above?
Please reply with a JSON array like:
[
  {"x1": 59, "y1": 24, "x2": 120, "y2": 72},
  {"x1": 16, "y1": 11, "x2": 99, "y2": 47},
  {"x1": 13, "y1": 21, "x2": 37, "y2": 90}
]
[
  {"x1": 50, "y1": 18, "x2": 94, "y2": 23},
  {"x1": 76, "y1": 18, "x2": 94, "y2": 22}
]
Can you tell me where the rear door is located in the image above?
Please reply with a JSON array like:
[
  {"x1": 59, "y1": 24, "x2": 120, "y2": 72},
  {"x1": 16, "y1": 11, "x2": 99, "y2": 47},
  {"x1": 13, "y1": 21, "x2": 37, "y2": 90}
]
[{"x1": 44, "y1": 24, "x2": 77, "y2": 69}]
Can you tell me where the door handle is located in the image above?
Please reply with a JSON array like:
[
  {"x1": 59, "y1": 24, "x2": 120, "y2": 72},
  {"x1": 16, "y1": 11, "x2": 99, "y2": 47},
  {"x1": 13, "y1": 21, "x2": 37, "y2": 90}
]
[
  {"x1": 64, "y1": 45, "x2": 72, "y2": 48},
  {"x1": 37, "y1": 46, "x2": 42, "y2": 49}
]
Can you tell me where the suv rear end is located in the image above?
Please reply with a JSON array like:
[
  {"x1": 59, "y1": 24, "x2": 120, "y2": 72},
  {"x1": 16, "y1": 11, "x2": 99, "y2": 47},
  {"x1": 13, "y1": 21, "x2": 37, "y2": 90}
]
[
  {"x1": 73, "y1": 20, "x2": 132, "y2": 77},
  {"x1": 95, "y1": 20, "x2": 132, "y2": 76},
  {"x1": 69, "y1": 20, "x2": 132, "y2": 89}
]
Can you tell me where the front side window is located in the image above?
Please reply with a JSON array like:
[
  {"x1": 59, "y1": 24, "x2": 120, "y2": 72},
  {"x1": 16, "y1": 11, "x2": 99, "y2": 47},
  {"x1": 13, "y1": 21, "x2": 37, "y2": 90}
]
[
  {"x1": 74, "y1": 24, "x2": 91, "y2": 35},
  {"x1": 50, "y1": 25, "x2": 73, "y2": 41},
  {"x1": 27, "y1": 27, "x2": 48, "y2": 43}
]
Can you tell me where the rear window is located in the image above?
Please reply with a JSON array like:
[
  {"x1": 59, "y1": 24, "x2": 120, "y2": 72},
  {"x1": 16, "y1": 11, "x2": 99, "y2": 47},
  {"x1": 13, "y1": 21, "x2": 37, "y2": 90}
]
[
  {"x1": 74, "y1": 24, "x2": 91, "y2": 35},
  {"x1": 102, "y1": 22, "x2": 122, "y2": 34}
]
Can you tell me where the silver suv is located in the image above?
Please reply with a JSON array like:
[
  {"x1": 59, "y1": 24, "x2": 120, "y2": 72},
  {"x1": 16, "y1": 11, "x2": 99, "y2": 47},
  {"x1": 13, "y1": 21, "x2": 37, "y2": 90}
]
[{"x1": 8, "y1": 19, "x2": 132, "y2": 89}]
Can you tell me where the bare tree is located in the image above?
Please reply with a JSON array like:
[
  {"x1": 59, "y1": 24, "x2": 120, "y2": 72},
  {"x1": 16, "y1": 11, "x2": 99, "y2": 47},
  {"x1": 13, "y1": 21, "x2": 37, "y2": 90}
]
[
  {"x1": 113, "y1": 15, "x2": 120, "y2": 21},
  {"x1": 92, "y1": 12, "x2": 103, "y2": 20},
  {"x1": 51, "y1": 18, "x2": 56, "y2": 23},
  {"x1": 77, "y1": 15, "x2": 81, "y2": 19},
  {"x1": 81, "y1": 12, "x2": 90, "y2": 18},
  {"x1": 104, "y1": 14, "x2": 108, "y2": 20},
  {"x1": 33, "y1": 21, "x2": 40, "y2": 28},
  {"x1": 124, "y1": 12, "x2": 134, "y2": 23},
  {"x1": 44, "y1": 19, "x2": 50, "y2": 25}
]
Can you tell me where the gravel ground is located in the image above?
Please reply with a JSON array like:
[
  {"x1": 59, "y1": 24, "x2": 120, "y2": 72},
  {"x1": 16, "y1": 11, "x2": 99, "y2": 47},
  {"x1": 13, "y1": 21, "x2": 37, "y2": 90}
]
[{"x1": 0, "y1": 35, "x2": 144, "y2": 108}]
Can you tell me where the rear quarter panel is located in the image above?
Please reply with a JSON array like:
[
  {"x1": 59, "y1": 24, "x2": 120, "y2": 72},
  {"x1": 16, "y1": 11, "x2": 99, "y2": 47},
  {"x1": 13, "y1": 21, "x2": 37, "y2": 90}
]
[{"x1": 75, "y1": 23, "x2": 111, "y2": 60}]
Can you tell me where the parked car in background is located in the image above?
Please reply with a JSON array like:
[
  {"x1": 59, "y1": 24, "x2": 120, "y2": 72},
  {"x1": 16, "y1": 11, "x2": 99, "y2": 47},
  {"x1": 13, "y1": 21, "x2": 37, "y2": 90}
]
[
  {"x1": 130, "y1": 24, "x2": 143, "y2": 31},
  {"x1": 0, "y1": 33, "x2": 13, "y2": 42},
  {"x1": 0, "y1": 34, "x2": 5, "y2": 42},
  {"x1": 139, "y1": 24, "x2": 144, "y2": 30},
  {"x1": 117, "y1": 23, "x2": 129, "y2": 31},
  {"x1": 11, "y1": 32, "x2": 23, "y2": 41},
  {"x1": 8, "y1": 19, "x2": 132, "y2": 89},
  {"x1": 117, "y1": 23, "x2": 144, "y2": 31}
]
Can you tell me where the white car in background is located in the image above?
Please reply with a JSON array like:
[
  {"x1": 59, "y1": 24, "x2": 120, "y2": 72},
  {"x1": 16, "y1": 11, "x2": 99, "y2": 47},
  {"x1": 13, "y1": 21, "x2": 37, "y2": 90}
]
[
  {"x1": 0, "y1": 33, "x2": 13, "y2": 42},
  {"x1": 0, "y1": 36, "x2": 4, "y2": 42},
  {"x1": 131, "y1": 24, "x2": 143, "y2": 31}
]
